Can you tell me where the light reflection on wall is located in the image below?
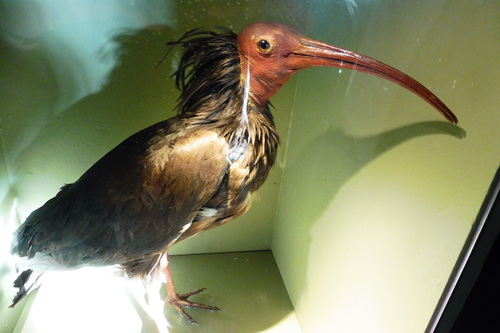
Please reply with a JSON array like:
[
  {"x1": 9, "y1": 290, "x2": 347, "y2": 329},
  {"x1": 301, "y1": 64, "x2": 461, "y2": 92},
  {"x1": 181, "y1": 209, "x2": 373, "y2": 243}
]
[{"x1": 3, "y1": 1, "x2": 175, "y2": 98}]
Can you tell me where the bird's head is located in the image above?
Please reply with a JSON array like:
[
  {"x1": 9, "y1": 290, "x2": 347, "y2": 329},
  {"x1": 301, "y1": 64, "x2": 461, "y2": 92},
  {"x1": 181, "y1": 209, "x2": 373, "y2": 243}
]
[{"x1": 238, "y1": 22, "x2": 457, "y2": 123}]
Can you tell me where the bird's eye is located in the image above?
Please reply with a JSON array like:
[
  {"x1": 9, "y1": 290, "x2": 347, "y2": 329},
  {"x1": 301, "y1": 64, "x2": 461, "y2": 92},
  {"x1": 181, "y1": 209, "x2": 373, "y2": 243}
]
[{"x1": 257, "y1": 39, "x2": 271, "y2": 53}]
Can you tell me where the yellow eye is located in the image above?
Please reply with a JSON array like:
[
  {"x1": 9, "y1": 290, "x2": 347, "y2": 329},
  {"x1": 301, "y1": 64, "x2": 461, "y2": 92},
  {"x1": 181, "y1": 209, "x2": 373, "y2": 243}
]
[{"x1": 257, "y1": 39, "x2": 271, "y2": 52}]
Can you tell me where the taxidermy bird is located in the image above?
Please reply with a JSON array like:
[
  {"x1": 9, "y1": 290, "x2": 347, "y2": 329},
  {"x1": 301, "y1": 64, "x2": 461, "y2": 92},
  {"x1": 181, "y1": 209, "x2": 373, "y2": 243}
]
[{"x1": 10, "y1": 22, "x2": 458, "y2": 325}]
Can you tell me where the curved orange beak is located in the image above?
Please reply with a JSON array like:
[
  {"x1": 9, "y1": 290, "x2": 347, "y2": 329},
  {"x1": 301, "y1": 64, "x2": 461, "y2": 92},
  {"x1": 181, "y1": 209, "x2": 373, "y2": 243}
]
[{"x1": 289, "y1": 36, "x2": 457, "y2": 124}]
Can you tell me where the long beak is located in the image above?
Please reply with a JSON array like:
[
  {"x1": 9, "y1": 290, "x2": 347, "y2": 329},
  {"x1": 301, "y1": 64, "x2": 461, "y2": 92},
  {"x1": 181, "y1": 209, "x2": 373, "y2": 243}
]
[{"x1": 291, "y1": 37, "x2": 457, "y2": 124}]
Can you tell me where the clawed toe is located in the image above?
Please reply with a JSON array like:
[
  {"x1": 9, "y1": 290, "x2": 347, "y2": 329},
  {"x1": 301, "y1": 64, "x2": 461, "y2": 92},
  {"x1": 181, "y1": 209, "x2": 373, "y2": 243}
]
[{"x1": 167, "y1": 288, "x2": 220, "y2": 325}]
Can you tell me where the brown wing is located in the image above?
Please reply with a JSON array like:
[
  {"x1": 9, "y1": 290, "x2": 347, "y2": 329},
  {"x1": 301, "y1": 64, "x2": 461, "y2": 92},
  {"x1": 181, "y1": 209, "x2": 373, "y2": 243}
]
[{"x1": 12, "y1": 117, "x2": 229, "y2": 268}]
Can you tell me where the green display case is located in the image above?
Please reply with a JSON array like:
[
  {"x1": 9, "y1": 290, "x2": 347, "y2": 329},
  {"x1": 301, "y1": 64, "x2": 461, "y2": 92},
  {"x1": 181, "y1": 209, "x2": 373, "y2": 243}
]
[{"x1": 1, "y1": 1, "x2": 498, "y2": 332}]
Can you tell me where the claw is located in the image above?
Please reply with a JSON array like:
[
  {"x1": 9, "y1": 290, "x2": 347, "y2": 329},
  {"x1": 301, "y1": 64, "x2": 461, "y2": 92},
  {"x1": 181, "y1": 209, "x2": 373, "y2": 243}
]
[
  {"x1": 161, "y1": 252, "x2": 220, "y2": 325},
  {"x1": 167, "y1": 287, "x2": 220, "y2": 325}
]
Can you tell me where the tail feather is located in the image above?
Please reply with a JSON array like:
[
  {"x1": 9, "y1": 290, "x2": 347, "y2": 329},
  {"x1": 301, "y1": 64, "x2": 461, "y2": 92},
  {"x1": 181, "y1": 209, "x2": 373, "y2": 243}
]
[{"x1": 10, "y1": 269, "x2": 43, "y2": 307}]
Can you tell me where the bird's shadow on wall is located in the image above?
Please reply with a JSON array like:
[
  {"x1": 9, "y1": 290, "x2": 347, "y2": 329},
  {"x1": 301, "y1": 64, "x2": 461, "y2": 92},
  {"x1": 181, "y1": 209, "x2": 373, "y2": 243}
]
[
  {"x1": 283, "y1": 120, "x2": 466, "y2": 309},
  {"x1": 12, "y1": 25, "x2": 180, "y2": 185}
]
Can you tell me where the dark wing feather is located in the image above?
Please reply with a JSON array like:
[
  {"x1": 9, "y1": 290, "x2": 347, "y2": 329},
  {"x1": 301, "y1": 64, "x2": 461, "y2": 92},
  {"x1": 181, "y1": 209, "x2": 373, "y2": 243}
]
[{"x1": 12, "y1": 116, "x2": 229, "y2": 269}]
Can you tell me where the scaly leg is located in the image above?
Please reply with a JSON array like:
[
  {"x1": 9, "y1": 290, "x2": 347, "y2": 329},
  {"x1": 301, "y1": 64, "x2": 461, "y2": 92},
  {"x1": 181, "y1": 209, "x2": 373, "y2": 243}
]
[{"x1": 161, "y1": 253, "x2": 220, "y2": 325}]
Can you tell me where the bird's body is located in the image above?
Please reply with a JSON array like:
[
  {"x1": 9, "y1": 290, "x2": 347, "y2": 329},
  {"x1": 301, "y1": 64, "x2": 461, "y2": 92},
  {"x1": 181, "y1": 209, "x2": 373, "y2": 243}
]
[
  {"x1": 13, "y1": 115, "x2": 276, "y2": 273},
  {"x1": 10, "y1": 22, "x2": 457, "y2": 325}
]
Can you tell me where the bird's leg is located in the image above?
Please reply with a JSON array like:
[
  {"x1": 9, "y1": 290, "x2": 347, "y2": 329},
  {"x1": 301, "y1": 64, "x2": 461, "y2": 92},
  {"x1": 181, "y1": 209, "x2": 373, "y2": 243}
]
[{"x1": 161, "y1": 253, "x2": 220, "y2": 325}]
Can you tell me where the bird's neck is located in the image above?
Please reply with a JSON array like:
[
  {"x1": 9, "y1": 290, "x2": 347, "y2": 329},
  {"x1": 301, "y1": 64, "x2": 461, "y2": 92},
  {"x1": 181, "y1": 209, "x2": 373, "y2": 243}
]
[
  {"x1": 201, "y1": 102, "x2": 278, "y2": 145},
  {"x1": 239, "y1": 54, "x2": 292, "y2": 109}
]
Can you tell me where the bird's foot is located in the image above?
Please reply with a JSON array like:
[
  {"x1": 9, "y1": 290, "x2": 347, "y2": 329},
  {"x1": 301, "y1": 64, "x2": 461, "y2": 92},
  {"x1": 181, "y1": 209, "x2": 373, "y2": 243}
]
[{"x1": 167, "y1": 287, "x2": 220, "y2": 325}]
